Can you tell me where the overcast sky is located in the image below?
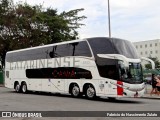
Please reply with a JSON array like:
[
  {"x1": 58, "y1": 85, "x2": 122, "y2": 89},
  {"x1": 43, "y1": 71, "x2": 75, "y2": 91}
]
[{"x1": 13, "y1": 0, "x2": 160, "y2": 42}]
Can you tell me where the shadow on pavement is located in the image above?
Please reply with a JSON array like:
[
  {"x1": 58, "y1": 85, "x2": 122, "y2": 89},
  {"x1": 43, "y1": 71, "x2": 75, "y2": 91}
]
[
  {"x1": 140, "y1": 95, "x2": 160, "y2": 100},
  {"x1": 7, "y1": 90, "x2": 144, "y2": 104}
]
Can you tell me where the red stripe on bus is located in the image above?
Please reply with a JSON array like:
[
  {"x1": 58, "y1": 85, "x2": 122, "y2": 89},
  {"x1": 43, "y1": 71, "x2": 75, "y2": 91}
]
[{"x1": 117, "y1": 81, "x2": 123, "y2": 96}]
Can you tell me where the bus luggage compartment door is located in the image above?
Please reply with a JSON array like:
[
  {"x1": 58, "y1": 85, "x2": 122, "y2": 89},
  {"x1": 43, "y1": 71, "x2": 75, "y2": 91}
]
[
  {"x1": 50, "y1": 79, "x2": 65, "y2": 93},
  {"x1": 41, "y1": 79, "x2": 51, "y2": 92}
]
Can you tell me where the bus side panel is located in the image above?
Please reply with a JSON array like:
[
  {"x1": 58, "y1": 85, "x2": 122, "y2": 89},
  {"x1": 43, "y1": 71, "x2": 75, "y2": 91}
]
[
  {"x1": 28, "y1": 79, "x2": 41, "y2": 91},
  {"x1": 5, "y1": 70, "x2": 13, "y2": 89},
  {"x1": 5, "y1": 61, "x2": 15, "y2": 89}
]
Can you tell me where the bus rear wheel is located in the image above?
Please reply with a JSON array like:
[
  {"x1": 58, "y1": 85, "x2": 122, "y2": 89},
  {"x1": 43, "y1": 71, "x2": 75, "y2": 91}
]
[
  {"x1": 15, "y1": 83, "x2": 21, "y2": 93},
  {"x1": 71, "y1": 84, "x2": 80, "y2": 97},
  {"x1": 85, "y1": 85, "x2": 96, "y2": 99},
  {"x1": 21, "y1": 83, "x2": 28, "y2": 93}
]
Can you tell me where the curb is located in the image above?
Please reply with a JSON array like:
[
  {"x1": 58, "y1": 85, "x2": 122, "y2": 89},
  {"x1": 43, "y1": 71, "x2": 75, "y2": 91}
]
[{"x1": 142, "y1": 94, "x2": 160, "y2": 98}]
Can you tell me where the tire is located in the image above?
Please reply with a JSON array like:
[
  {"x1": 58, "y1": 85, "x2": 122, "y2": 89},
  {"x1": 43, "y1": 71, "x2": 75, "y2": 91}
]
[
  {"x1": 15, "y1": 83, "x2": 21, "y2": 93},
  {"x1": 71, "y1": 84, "x2": 80, "y2": 97},
  {"x1": 85, "y1": 85, "x2": 96, "y2": 99},
  {"x1": 21, "y1": 83, "x2": 28, "y2": 93}
]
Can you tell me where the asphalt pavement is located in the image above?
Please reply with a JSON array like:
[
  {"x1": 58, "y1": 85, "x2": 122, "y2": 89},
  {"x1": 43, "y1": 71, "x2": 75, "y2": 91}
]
[{"x1": 0, "y1": 84, "x2": 160, "y2": 120}]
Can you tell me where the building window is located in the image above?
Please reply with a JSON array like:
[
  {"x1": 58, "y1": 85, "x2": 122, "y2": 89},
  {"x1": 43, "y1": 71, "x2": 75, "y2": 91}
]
[
  {"x1": 145, "y1": 44, "x2": 147, "y2": 48},
  {"x1": 145, "y1": 51, "x2": 147, "y2": 55},
  {"x1": 140, "y1": 45, "x2": 142, "y2": 48},
  {"x1": 155, "y1": 43, "x2": 157, "y2": 46},
  {"x1": 136, "y1": 46, "x2": 138, "y2": 49},
  {"x1": 150, "y1": 51, "x2": 152, "y2": 54},
  {"x1": 150, "y1": 44, "x2": 152, "y2": 47},
  {"x1": 155, "y1": 50, "x2": 158, "y2": 54},
  {"x1": 141, "y1": 52, "x2": 143, "y2": 55}
]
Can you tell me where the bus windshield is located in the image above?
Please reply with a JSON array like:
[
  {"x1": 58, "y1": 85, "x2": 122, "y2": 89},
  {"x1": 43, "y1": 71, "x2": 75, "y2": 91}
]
[{"x1": 120, "y1": 62, "x2": 143, "y2": 84}]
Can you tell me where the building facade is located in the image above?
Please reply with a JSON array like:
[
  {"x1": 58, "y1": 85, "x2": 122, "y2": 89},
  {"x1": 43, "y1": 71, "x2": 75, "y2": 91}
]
[{"x1": 133, "y1": 39, "x2": 160, "y2": 61}]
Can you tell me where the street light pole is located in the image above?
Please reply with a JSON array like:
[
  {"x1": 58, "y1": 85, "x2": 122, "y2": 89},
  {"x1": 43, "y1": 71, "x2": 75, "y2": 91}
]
[{"x1": 108, "y1": 0, "x2": 111, "y2": 38}]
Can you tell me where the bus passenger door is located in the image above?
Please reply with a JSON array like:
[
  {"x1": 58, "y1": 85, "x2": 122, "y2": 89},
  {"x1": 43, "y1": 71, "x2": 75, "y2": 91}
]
[
  {"x1": 56, "y1": 79, "x2": 65, "y2": 92},
  {"x1": 104, "y1": 79, "x2": 117, "y2": 96}
]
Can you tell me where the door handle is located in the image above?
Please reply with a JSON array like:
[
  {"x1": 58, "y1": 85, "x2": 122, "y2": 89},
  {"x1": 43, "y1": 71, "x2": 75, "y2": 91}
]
[
  {"x1": 58, "y1": 81, "x2": 60, "y2": 83},
  {"x1": 105, "y1": 81, "x2": 108, "y2": 84}
]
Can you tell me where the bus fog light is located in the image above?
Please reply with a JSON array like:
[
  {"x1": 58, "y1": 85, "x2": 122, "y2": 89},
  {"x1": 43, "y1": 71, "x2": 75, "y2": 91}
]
[{"x1": 123, "y1": 92, "x2": 127, "y2": 96}]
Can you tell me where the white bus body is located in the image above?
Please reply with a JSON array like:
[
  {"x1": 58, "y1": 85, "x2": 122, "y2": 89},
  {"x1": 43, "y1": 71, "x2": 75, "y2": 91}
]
[{"x1": 5, "y1": 37, "x2": 146, "y2": 99}]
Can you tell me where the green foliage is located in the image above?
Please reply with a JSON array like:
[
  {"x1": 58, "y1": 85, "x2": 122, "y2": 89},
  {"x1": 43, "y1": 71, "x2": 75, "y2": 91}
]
[
  {"x1": 145, "y1": 57, "x2": 160, "y2": 69},
  {"x1": 0, "y1": 0, "x2": 86, "y2": 67}
]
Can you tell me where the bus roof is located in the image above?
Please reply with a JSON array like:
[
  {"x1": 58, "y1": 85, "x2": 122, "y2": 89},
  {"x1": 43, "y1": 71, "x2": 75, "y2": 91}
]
[{"x1": 7, "y1": 37, "x2": 130, "y2": 54}]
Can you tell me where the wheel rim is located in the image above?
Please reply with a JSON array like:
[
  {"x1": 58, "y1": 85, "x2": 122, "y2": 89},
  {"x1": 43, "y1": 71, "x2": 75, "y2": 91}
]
[
  {"x1": 22, "y1": 84, "x2": 27, "y2": 93},
  {"x1": 72, "y1": 86, "x2": 79, "y2": 96},
  {"x1": 87, "y1": 87, "x2": 95, "y2": 98},
  {"x1": 15, "y1": 84, "x2": 20, "y2": 92}
]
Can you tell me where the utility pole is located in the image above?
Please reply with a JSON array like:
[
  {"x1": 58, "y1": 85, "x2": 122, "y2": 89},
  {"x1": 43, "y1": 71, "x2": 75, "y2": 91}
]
[{"x1": 108, "y1": 0, "x2": 111, "y2": 38}]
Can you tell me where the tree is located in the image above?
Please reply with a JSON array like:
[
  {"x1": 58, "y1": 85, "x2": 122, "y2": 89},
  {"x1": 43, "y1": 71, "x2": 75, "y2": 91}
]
[
  {"x1": 0, "y1": 0, "x2": 86, "y2": 67},
  {"x1": 145, "y1": 57, "x2": 160, "y2": 69},
  {"x1": 0, "y1": 0, "x2": 15, "y2": 67}
]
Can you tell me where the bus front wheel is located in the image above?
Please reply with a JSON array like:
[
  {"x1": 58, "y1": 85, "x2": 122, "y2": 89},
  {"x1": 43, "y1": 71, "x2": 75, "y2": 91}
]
[
  {"x1": 21, "y1": 82, "x2": 28, "y2": 93},
  {"x1": 85, "y1": 85, "x2": 96, "y2": 99}
]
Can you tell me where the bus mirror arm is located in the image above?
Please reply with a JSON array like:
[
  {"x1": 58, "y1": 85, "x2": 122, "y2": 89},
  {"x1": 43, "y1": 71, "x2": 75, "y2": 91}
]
[
  {"x1": 141, "y1": 57, "x2": 155, "y2": 69},
  {"x1": 97, "y1": 54, "x2": 129, "y2": 67}
]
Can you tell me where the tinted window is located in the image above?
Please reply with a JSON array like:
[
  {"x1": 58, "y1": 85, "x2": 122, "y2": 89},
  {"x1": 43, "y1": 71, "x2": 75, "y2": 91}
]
[
  {"x1": 49, "y1": 45, "x2": 70, "y2": 58},
  {"x1": 6, "y1": 41, "x2": 92, "y2": 62},
  {"x1": 87, "y1": 37, "x2": 139, "y2": 59},
  {"x1": 112, "y1": 38, "x2": 139, "y2": 59},
  {"x1": 52, "y1": 41, "x2": 92, "y2": 57},
  {"x1": 96, "y1": 57, "x2": 119, "y2": 80},
  {"x1": 87, "y1": 38, "x2": 114, "y2": 57},
  {"x1": 26, "y1": 67, "x2": 92, "y2": 79},
  {"x1": 68, "y1": 41, "x2": 92, "y2": 57},
  {"x1": 6, "y1": 47, "x2": 51, "y2": 62}
]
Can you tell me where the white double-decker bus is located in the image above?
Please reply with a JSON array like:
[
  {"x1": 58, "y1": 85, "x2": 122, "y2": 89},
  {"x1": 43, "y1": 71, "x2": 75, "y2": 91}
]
[{"x1": 5, "y1": 37, "x2": 146, "y2": 99}]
